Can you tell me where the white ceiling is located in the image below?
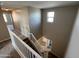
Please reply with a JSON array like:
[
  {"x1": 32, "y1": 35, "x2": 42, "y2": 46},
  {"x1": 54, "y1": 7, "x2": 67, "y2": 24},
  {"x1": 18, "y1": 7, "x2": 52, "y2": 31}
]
[{"x1": 0, "y1": 1, "x2": 79, "y2": 9}]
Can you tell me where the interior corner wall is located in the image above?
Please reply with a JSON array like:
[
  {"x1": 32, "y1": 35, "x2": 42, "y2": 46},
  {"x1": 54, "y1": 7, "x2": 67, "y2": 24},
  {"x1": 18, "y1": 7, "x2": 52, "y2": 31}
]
[
  {"x1": 12, "y1": 10, "x2": 21, "y2": 32},
  {"x1": 29, "y1": 7, "x2": 42, "y2": 39},
  {"x1": 12, "y1": 7, "x2": 42, "y2": 39},
  {"x1": 42, "y1": 6, "x2": 78, "y2": 57},
  {"x1": 65, "y1": 8, "x2": 79, "y2": 58},
  {"x1": 12, "y1": 8, "x2": 30, "y2": 37},
  {"x1": 0, "y1": 11, "x2": 10, "y2": 42}
]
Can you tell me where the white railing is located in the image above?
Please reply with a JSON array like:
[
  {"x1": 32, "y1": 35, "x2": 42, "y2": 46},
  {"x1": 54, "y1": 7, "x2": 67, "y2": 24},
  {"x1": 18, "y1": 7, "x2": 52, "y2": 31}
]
[
  {"x1": 30, "y1": 33, "x2": 42, "y2": 54},
  {"x1": 8, "y1": 29, "x2": 42, "y2": 58},
  {"x1": 22, "y1": 33, "x2": 43, "y2": 55},
  {"x1": 29, "y1": 33, "x2": 49, "y2": 58}
]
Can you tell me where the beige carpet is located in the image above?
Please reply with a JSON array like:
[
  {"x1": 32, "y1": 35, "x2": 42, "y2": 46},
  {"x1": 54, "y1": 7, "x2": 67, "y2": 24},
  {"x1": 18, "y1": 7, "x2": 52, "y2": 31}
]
[{"x1": 0, "y1": 40, "x2": 20, "y2": 58}]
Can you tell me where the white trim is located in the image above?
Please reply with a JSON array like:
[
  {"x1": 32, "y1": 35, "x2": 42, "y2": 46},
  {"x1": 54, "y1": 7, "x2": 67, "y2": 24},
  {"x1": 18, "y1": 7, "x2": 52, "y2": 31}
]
[
  {"x1": 12, "y1": 43, "x2": 26, "y2": 58},
  {"x1": 9, "y1": 30, "x2": 42, "y2": 58},
  {"x1": 23, "y1": 33, "x2": 42, "y2": 54}
]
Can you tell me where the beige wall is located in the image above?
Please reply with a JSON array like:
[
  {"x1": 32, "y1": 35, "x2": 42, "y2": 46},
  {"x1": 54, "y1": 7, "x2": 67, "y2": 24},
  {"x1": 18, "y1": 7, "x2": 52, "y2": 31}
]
[
  {"x1": 12, "y1": 7, "x2": 42, "y2": 39},
  {"x1": 12, "y1": 10, "x2": 21, "y2": 31},
  {"x1": 12, "y1": 8, "x2": 30, "y2": 37},
  {"x1": 42, "y1": 6, "x2": 78, "y2": 57},
  {"x1": 65, "y1": 8, "x2": 79, "y2": 58},
  {"x1": 0, "y1": 12, "x2": 10, "y2": 42}
]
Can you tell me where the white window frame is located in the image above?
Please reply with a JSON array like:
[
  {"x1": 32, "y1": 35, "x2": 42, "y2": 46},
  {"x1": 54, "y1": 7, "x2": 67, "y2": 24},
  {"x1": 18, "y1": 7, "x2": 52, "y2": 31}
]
[{"x1": 47, "y1": 12, "x2": 55, "y2": 23}]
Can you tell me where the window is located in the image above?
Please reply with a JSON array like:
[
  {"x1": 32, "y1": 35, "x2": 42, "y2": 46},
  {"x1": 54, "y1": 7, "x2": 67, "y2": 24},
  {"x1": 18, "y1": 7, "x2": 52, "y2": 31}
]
[
  {"x1": 3, "y1": 14, "x2": 7, "y2": 23},
  {"x1": 47, "y1": 12, "x2": 55, "y2": 23}
]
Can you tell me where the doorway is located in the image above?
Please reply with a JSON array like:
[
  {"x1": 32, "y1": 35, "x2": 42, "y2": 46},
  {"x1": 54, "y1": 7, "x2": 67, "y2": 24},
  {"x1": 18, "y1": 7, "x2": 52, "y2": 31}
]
[{"x1": 3, "y1": 12, "x2": 14, "y2": 31}]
